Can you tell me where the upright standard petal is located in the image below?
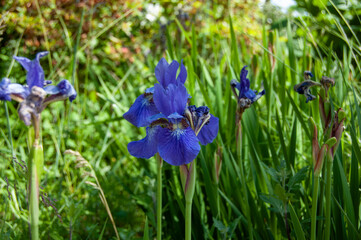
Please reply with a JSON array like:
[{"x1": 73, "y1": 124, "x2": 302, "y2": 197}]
[
  {"x1": 153, "y1": 83, "x2": 188, "y2": 117},
  {"x1": 239, "y1": 65, "x2": 250, "y2": 95},
  {"x1": 128, "y1": 126, "x2": 159, "y2": 159},
  {"x1": 155, "y1": 58, "x2": 169, "y2": 87},
  {"x1": 155, "y1": 58, "x2": 186, "y2": 87},
  {"x1": 164, "y1": 60, "x2": 179, "y2": 86},
  {"x1": 14, "y1": 51, "x2": 49, "y2": 89},
  {"x1": 197, "y1": 114, "x2": 219, "y2": 145},
  {"x1": 123, "y1": 93, "x2": 159, "y2": 127},
  {"x1": 176, "y1": 59, "x2": 187, "y2": 85},
  {"x1": 157, "y1": 126, "x2": 200, "y2": 166}
]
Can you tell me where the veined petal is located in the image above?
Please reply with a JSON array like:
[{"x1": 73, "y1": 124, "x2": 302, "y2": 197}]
[
  {"x1": 123, "y1": 93, "x2": 159, "y2": 127},
  {"x1": 128, "y1": 126, "x2": 159, "y2": 159},
  {"x1": 153, "y1": 83, "x2": 188, "y2": 116},
  {"x1": 0, "y1": 78, "x2": 28, "y2": 101},
  {"x1": 43, "y1": 79, "x2": 77, "y2": 104},
  {"x1": 197, "y1": 114, "x2": 219, "y2": 145},
  {"x1": 176, "y1": 59, "x2": 187, "y2": 84},
  {"x1": 14, "y1": 51, "x2": 48, "y2": 89},
  {"x1": 157, "y1": 126, "x2": 200, "y2": 166}
]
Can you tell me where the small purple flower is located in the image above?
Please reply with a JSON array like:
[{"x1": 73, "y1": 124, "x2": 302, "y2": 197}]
[
  {"x1": 123, "y1": 58, "x2": 187, "y2": 127},
  {"x1": 294, "y1": 71, "x2": 321, "y2": 103},
  {"x1": 125, "y1": 59, "x2": 218, "y2": 166},
  {"x1": 1, "y1": 52, "x2": 77, "y2": 126},
  {"x1": 231, "y1": 65, "x2": 265, "y2": 111}
]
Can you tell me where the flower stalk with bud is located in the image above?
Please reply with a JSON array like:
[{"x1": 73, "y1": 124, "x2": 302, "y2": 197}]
[
  {"x1": 324, "y1": 108, "x2": 345, "y2": 240},
  {"x1": 1, "y1": 52, "x2": 76, "y2": 240},
  {"x1": 230, "y1": 65, "x2": 265, "y2": 240},
  {"x1": 309, "y1": 118, "x2": 336, "y2": 240},
  {"x1": 294, "y1": 71, "x2": 345, "y2": 240}
]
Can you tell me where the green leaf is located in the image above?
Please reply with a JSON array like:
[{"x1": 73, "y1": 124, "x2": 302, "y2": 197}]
[
  {"x1": 143, "y1": 217, "x2": 149, "y2": 240},
  {"x1": 289, "y1": 203, "x2": 306, "y2": 240}
]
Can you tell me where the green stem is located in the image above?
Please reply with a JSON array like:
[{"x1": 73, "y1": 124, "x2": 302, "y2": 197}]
[
  {"x1": 311, "y1": 175, "x2": 320, "y2": 240},
  {"x1": 325, "y1": 155, "x2": 333, "y2": 240},
  {"x1": 29, "y1": 142, "x2": 43, "y2": 240},
  {"x1": 180, "y1": 162, "x2": 196, "y2": 240},
  {"x1": 156, "y1": 154, "x2": 163, "y2": 240},
  {"x1": 237, "y1": 117, "x2": 253, "y2": 240},
  {"x1": 185, "y1": 200, "x2": 192, "y2": 240}
]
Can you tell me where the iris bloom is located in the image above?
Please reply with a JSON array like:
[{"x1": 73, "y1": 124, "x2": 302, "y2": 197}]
[
  {"x1": 123, "y1": 58, "x2": 187, "y2": 127},
  {"x1": 231, "y1": 66, "x2": 265, "y2": 111},
  {"x1": 124, "y1": 58, "x2": 218, "y2": 166},
  {"x1": 0, "y1": 52, "x2": 77, "y2": 125},
  {"x1": 294, "y1": 71, "x2": 321, "y2": 103}
]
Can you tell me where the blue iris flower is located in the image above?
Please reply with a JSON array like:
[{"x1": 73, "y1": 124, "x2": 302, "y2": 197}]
[
  {"x1": 123, "y1": 58, "x2": 187, "y2": 127},
  {"x1": 125, "y1": 58, "x2": 219, "y2": 166},
  {"x1": 1, "y1": 52, "x2": 77, "y2": 126},
  {"x1": 231, "y1": 66, "x2": 265, "y2": 108},
  {"x1": 0, "y1": 52, "x2": 77, "y2": 104},
  {"x1": 293, "y1": 71, "x2": 321, "y2": 103}
]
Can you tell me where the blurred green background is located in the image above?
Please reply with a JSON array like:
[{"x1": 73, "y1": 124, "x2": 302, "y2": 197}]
[{"x1": 0, "y1": 0, "x2": 360, "y2": 239}]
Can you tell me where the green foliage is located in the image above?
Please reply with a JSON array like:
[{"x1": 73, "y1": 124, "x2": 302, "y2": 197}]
[{"x1": 0, "y1": 0, "x2": 360, "y2": 239}]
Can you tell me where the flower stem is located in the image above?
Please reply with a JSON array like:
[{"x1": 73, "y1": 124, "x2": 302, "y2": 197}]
[
  {"x1": 236, "y1": 116, "x2": 253, "y2": 240},
  {"x1": 311, "y1": 174, "x2": 319, "y2": 240},
  {"x1": 156, "y1": 154, "x2": 163, "y2": 240},
  {"x1": 180, "y1": 162, "x2": 196, "y2": 240},
  {"x1": 29, "y1": 142, "x2": 43, "y2": 240},
  {"x1": 185, "y1": 200, "x2": 192, "y2": 240},
  {"x1": 325, "y1": 154, "x2": 333, "y2": 240},
  {"x1": 28, "y1": 116, "x2": 43, "y2": 240}
]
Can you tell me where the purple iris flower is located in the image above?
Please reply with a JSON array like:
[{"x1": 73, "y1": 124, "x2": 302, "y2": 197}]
[
  {"x1": 0, "y1": 52, "x2": 77, "y2": 104},
  {"x1": 123, "y1": 58, "x2": 187, "y2": 127},
  {"x1": 293, "y1": 71, "x2": 321, "y2": 103},
  {"x1": 126, "y1": 58, "x2": 219, "y2": 166},
  {"x1": 230, "y1": 66, "x2": 265, "y2": 105},
  {"x1": 0, "y1": 52, "x2": 77, "y2": 126}
]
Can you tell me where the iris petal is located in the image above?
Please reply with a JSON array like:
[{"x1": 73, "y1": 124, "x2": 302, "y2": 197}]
[
  {"x1": 244, "y1": 89, "x2": 256, "y2": 101},
  {"x1": 176, "y1": 60, "x2": 187, "y2": 84},
  {"x1": 252, "y1": 89, "x2": 265, "y2": 102},
  {"x1": 14, "y1": 51, "x2": 48, "y2": 89},
  {"x1": 240, "y1": 66, "x2": 250, "y2": 94},
  {"x1": 157, "y1": 126, "x2": 200, "y2": 166},
  {"x1": 128, "y1": 126, "x2": 159, "y2": 158},
  {"x1": 0, "y1": 78, "x2": 11, "y2": 101},
  {"x1": 197, "y1": 114, "x2": 219, "y2": 145},
  {"x1": 43, "y1": 79, "x2": 77, "y2": 103},
  {"x1": 164, "y1": 60, "x2": 179, "y2": 86},
  {"x1": 123, "y1": 93, "x2": 159, "y2": 127},
  {"x1": 155, "y1": 58, "x2": 169, "y2": 87},
  {"x1": 0, "y1": 78, "x2": 28, "y2": 101},
  {"x1": 153, "y1": 83, "x2": 188, "y2": 117}
]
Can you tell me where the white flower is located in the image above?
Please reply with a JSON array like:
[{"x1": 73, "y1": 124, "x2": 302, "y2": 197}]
[{"x1": 145, "y1": 4, "x2": 162, "y2": 22}]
